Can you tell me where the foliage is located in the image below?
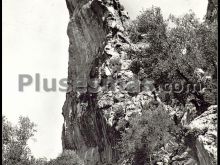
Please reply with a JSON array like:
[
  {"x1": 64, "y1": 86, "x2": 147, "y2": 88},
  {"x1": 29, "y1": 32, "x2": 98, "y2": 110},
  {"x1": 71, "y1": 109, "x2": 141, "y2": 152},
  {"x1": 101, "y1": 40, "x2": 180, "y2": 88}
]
[
  {"x1": 2, "y1": 115, "x2": 85, "y2": 165},
  {"x1": 128, "y1": 6, "x2": 167, "y2": 45},
  {"x1": 2, "y1": 116, "x2": 14, "y2": 146},
  {"x1": 129, "y1": 60, "x2": 142, "y2": 75},
  {"x1": 128, "y1": 7, "x2": 217, "y2": 108},
  {"x1": 118, "y1": 104, "x2": 175, "y2": 164},
  {"x1": 46, "y1": 150, "x2": 84, "y2": 165},
  {"x1": 2, "y1": 116, "x2": 37, "y2": 165},
  {"x1": 33, "y1": 158, "x2": 48, "y2": 165},
  {"x1": 128, "y1": 7, "x2": 168, "y2": 85},
  {"x1": 164, "y1": 13, "x2": 217, "y2": 107},
  {"x1": 121, "y1": 7, "x2": 217, "y2": 162}
]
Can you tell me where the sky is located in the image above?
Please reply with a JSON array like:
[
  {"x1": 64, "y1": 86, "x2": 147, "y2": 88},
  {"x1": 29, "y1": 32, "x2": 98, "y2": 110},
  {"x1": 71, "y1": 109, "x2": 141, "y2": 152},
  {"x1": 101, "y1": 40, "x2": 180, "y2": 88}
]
[
  {"x1": 2, "y1": 0, "x2": 208, "y2": 160},
  {"x1": 120, "y1": 0, "x2": 208, "y2": 20}
]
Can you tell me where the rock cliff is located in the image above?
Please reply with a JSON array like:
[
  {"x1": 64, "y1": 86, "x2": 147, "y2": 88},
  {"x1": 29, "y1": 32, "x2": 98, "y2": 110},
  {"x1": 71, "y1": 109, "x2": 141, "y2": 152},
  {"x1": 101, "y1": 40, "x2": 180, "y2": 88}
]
[
  {"x1": 206, "y1": 0, "x2": 218, "y2": 22},
  {"x1": 62, "y1": 0, "x2": 217, "y2": 164},
  {"x1": 61, "y1": 0, "x2": 139, "y2": 164}
]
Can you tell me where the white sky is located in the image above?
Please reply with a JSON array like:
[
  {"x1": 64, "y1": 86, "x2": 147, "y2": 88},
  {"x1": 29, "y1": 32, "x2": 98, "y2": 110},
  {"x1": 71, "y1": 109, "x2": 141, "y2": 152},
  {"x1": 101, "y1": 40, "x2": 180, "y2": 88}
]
[
  {"x1": 121, "y1": 0, "x2": 208, "y2": 20},
  {"x1": 2, "y1": 0, "x2": 208, "y2": 160}
]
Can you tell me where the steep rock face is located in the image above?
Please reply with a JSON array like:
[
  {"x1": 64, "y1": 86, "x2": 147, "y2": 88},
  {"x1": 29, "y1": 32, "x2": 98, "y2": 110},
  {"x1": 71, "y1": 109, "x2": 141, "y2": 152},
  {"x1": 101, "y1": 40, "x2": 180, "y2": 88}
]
[
  {"x1": 169, "y1": 104, "x2": 217, "y2": 165},
  {"x1": 206, "y1": 0, "x2": 218, "y2": 22},
  {"x1": 62, "y1": 0, "x2": 136, "y2": 164},
  {"x1": 62, "y1": 1, "x2": 157, "y2": 164},
  {"x1": 188, "y1": 105, "x2": 217, "y2": 165}
]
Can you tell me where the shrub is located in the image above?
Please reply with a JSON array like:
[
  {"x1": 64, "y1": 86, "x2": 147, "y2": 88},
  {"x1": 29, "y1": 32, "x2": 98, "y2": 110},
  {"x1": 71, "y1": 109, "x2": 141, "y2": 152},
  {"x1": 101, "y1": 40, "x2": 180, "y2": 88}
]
[
  {"x1": 129, "y1": 60, "x2": 141, "y2": 75},
  {"x1": 118, "y1": 104, "x2": 175, "y2": 164},
  {"x1": 46, "y1": 150, "x2": 84, "y2": 165}
]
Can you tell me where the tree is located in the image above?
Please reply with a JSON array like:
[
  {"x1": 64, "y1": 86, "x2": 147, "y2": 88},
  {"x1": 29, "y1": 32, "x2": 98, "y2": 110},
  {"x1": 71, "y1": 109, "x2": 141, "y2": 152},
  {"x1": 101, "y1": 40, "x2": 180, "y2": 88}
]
[
  {"x1": 129, "y1": 8, "x2": 217, "y2": 110},
  {"x1": 2, "y1": 116, "x2": 37, "y2": 165},
  {"x1": 128, "y1": 6, "x2": 169, "y2": 84},
  {"x1": 163, "y1": 12, "x2": 217, "y2": 108},
  {"x1": 2, "y1": 116, "x2": 13, "y2": 146}
]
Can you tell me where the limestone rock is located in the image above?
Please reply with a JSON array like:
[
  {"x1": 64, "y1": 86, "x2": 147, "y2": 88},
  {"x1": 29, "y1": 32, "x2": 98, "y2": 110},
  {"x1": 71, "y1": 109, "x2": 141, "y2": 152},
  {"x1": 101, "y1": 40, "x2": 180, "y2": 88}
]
[
  {"x1": 188, "y1": 105, "x2": 217, "y2": 165},
  {"x1": 62, "y1": 0, "x2": 130, "y2": 164}
]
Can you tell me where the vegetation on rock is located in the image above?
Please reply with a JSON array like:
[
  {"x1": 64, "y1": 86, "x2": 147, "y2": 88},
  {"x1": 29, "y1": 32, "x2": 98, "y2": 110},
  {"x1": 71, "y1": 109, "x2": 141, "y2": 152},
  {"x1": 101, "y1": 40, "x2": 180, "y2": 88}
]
[
  {"x1": 127, "y1": 6, "x2": 217, "y2": 112},
  {"x1": 116, "y1": 6, "x2": 217, "y2": 164}
]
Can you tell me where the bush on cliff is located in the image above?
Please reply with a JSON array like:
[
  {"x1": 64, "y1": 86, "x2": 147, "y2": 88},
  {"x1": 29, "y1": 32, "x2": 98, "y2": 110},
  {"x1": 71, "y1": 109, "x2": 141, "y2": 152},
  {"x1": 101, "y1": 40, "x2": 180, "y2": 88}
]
[{"x1": 118, "y1": 104, "x2": 175, "y2": 164}]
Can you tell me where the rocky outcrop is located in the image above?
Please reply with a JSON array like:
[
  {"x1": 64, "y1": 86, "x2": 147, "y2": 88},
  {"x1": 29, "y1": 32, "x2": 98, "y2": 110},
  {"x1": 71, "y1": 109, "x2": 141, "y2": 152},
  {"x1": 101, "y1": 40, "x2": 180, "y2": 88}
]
[
  {"x1": 62, "y1": 0, "x2": 126, "y2": 164},
  {"x1": 61, "y1": 0, "x2": 155, "y2": 164},
  {"x1": 206, "y1": 0, "x2": 218, "y2": 23},
  {"x1": 188, "y1": 105, "x2": 217, "y2": 165}
]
